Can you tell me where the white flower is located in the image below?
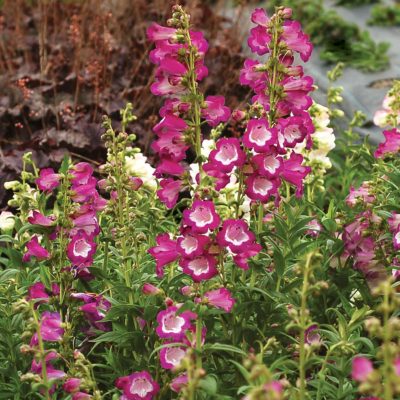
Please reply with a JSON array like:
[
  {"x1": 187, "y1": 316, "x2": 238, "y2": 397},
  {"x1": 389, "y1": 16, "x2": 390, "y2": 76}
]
[
  {"x1": 125, "y1": 153, "x2": 157, "y2": 190},
  {"x1": 0, "y1": 211, "x2": 15, "y2": 231},
  {"x1": 295, "y1": 103, "x2": 336, "y2": 172}
]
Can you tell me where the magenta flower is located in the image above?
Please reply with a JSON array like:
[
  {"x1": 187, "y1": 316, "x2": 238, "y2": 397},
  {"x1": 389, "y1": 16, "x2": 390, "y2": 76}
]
[
  {"x1": 281, "y1": 20, "x2": 313, "y2": 62},
  {"x1": 154, "y1": 158, "x2": 185, "y2": 177},
  {"x1": 306, "y1": 219, "x2": 322, "y2": 237},
  {"x1": 374, "y1": 128, "x2": 400, "y2": 158},
  {"x1": 243, "y1": 118, "x2": 277, "y2": 152},
  {"x1": 305, "y1": 324, "x2": 321, "y2": 345},
  {"x1": 157, "y1": 178, "x2": 183, "y2": 209},
  {"x1": 245, "y1": 174, "x2": 279, "y2": 202},
  {"x1": 170, "y1": 374, "x2": 188, "y2": 393},
  {"x1": 239, "y1": 59, "x2": 266, "y2": 90},
  {"x1": 147, "y1": 22, "x2": 177, "y2": 42},
  {"x1": 30, "y1": 312, "x2": 64, "y2": 346},
  {"x1": 152, "y1": 131, "x2": 189, "y2": 161},
  {"x1": 148, "y1": 233, "x2": 179, "y2": 277},
  {"x1": 156, "y1": 306, "x2": 194, "y2": 340},
  {"x1": 71, "y1": 178, "x2": 98, "y2": 203},
  {"x1": 278, "y1": 114, "x2": 313, "y2": 148},
  {"x1": 116, "y1": 371, "x2": 160, "y2": 400},
  {"x1": 142, "y1": 283, "x2": 162, "y2": 296},
  {"x1": 160, "y1": 344, "x2": 187, "y2": 369},
  {"x1": 281, "y1": 153, "x2": 311, "y2": 197},
  {"x1": 153, "y1": 115, "x2": 187, "y2": 134},
  {"x1": 346, "y1": 182, "x2": 375, "y2": 207},
  {"x1": 217, "y1": 219, "x2": 255, "y2": 252},
  {"x1": 28, "y1": 211, "x2": 55, "y2": 226},
  {"x1": 63, "y1": 378, "x2": 81, "y2": 393},
  {"x1": 351, "y1": 357, "x2": 373, "y2": 382},
  {"x1": 177, "y1": 233, "x2": 210, "y2": 258},
  {"x1": 70, "y1": 211, "x2": 100, "y2": 236},
  {"x1": 248, "y1": 25, "x2": 271, "y2": 55},
  {"x1": 36, "y1": 168, "x2": 61, "y2": 192},
  {"x1": 252, "y1": 150, "x2": 283, "y2": 178},
  {"x1": 31, "y1": 352, "x2": 66, "y2": 381},
  {"x1": 201, "y1": 96, "x2": 231, "y2": 127},
  {"x1": 251, "y1": 8, "x2": 270, "y2": 26},
  {"x1": 393, "y1": 230, "x2": 400, "y2": 251},
  {"x1": 27, "y1": 282, "x2": 50, "y2": 304},
  {"x1": 232, "y1": 242, "x2": 262, "y2": 270},
  {"x1": 202, "y1": 163, "x2": 231, "y2": 190},
  {"x1": 72, "y1": 293, "x2": 111, "y2": 333},
  {"x1": 208, "y1": 138, "x2": 246, "y2": 173},
  {"x1": 182, "y1": 200, "x2": 220, "y2": 233},
  {"x1": 23, "y1": 236, "x2": 50, "y2": 262},
  {"x1": 67, "y1": 231, "x2": 97, "y2": 265},
  {"x1": 180, "y1": 254, "x2": 218, "y2": 282},
  {"x1": 388, "y1": 212, "x2": 400, "y2": 233},
  {"x1": 281, "y1": 76, "x2": 314, "y2": 112},
  {"x1": 70, "y1": 162, "x2": 93, "y2": 185},
  {"x1": 72, "y1": 393, "x2": 91, "y2": 400},
  {"x1": 204, "y1": 288, "x2": 235, "y2": 312}
]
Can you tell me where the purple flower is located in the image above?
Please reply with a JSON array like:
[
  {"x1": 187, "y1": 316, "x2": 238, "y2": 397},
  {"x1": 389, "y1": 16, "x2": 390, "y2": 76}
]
[
  {"x1": 160, "y1": 344, "x2": 187, "y2": 369},
  {"x1": 305, "y1": 324, "x2": 321, "y2": 345},
  {"x1": 374, "y1": 128, "x2": 400, "y2": 158},
  {"x1": 346, "y1": 182, "x2": 375, "y2": 207},
  {"x1": 177, "y1": 233, "x2": 210, "y2": 258},
  {"x1": 208, "y1": 138, "x2": 246, "y2": 173},
  {"x1": 232, "y1": 242, "x2": 262, "y2": 270},
  {"x1": 26, "y1": 282, "x2": 50, "y2": 304},
  {"x1": 157, "y1": 179, "x2": 183, "y2": 209},
  {"x1": 182, "y1": 200, "x2": 220, "y2": 234},
  {"x1": 245, "y1": 174, "x2": 280, "y2": 202},
  {"x1": 36, "y1": 168, "x2": 61, "y2": 192},
  {"x1": 180, "y1": 254, "x2": 218, "y2": 282},
  {"x1": 30, "y1": 312, "x2": 64, "y2": 346},
  {"x1": 31, "y1": 351, "x2": 66, "y2": 380},
  {"x1": 147, "y1": 23, "x2": 177, "y2": 42},
  {"x1": 248, "y1": 25, "x2": 271, "y2": 55},
  {"x1": 204, "y1": 288, "x2": 235, "y2": 312},
  {"x1": 142, "y1": 283, "x2": 162, "y2": 296},
  {"x1": 243, "y1": 118, "x2": 277, "y2": 153},
  {"x1": 281, "y1": 20, "x2": 313, "y2": 62},
  {"x1": 281, "y1": 153, "x2": 311, "y2": 197},
  {"x1": 216, "y1": 219, "x2": 255, "y2": 252},
  {"x1": 351, "y1": 357, "x2": 373, "y2": 382},
  {"x1": 252, "y1": 149, "x2": 283, "y2": 178},
  {"x1": 70, "y1": 162, "x2": 94, "y2": 185},
  {"x1": 148, "y1": 233, "x2": 179, "y2": 277},
  {"x1": 63, "y1": 378, "x2": 81, "y2": 393},
  {"x1": 156, "y1": 306, "x2": 195, "y2": 341},
  {"x1": 170, "y1": 374, "x2": 188, "y2": 393},
  {"x1": 67, "y1": 231, "x2": 97, "y2": 266},
  {"x1": 28, "y1": 211, "x2": 55, "y2": 227},
  {"x1": 116, "y1": 370, "x2": 160, "y2": 400},
  {"x1": 23, "y1": 236, "x2": 50, "y2": 262},
  {"x1": 201, "y1": 96, "x2": 231, "y2": 127}
]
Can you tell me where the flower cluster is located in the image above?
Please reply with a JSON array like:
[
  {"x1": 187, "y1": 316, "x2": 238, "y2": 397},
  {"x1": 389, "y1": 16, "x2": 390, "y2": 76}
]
[
  {"x1": 234, "y1": 7, "x2": 315, "y2": 204},
  {"x1": 147, "y1": 6, "x2": 230, "y2": 209}
]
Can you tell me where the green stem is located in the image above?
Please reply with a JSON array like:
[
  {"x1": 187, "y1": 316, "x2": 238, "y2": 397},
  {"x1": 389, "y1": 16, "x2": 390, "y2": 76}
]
[
  {"x1": 257, "y1": 202, "x2": 264, "y2": 235},
  {"x1": 195, "y1": 314, "x2": 202, "y2": 370},
  {"x1": 299, "y1": 252, "x2": 313, "y2": 400},
  {"x1": 31, "y1": 304, "x2": 51, "y2": 400},
  {"x1": 382, "y1": 284, "x2": 393, "y2": 400}
]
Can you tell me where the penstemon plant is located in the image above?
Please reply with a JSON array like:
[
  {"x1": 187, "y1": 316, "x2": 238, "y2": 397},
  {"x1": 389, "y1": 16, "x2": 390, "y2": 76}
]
[{"x1": 2, "y1": 4, "x2": 400, "y2": 400}]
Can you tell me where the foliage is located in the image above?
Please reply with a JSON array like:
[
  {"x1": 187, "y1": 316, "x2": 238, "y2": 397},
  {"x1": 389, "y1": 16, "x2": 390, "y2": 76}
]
[
  {"x1": 267, "y1": 0, "x2": 390, "y2": 72},
  {"x1": 369, "y1": 4, "x2": 400, "y2": 26},
  {"x1": 1, "y1": 3, "x2": 400, "y2": 400}
]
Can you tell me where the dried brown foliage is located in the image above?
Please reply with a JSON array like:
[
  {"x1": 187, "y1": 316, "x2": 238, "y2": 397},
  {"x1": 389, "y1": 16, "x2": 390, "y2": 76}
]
[{"x1": 0, "y1": 0, "x2": 251, "y2": 207}]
